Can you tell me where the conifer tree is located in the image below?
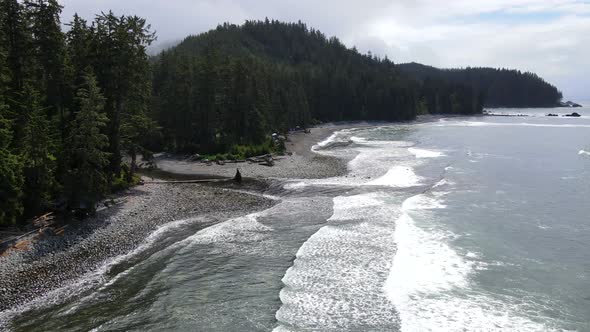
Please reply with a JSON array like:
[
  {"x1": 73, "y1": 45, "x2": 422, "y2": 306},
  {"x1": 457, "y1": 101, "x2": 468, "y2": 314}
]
[
  {"x1": 0, "y1": 24, "x2": 24, "y2": 224},
  {"x1": 20, "y1": 85, "x2": 56, "y2": 217},
  {"x1": 64, "y1": 70, "x2": 109, "y2": 211}
]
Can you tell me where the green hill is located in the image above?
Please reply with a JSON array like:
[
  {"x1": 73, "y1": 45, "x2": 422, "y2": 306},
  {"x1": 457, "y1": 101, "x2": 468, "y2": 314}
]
[
  {"x1": 398, "y1": 62, "x2": 563, "y2": 108},
  {"x1": 151, "y1": 20, "x2": 483, "y2": 153}
]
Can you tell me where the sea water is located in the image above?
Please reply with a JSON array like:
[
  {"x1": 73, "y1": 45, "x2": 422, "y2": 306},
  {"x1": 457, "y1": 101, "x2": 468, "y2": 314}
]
[{"x1": 3, "y1": 106, "x2": 590, "y2": 331}]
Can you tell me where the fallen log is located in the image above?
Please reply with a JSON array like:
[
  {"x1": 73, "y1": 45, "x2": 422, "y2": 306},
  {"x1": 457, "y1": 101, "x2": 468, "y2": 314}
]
[{"x1": 143, "y1": 178, "x2": 231, "y2": 184}]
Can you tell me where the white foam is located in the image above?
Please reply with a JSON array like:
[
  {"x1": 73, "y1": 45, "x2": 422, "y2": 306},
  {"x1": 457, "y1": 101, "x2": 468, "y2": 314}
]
[
  {"x1": 328, "y1": 194, "x2": 383, "y2": 221},
  {"x1": 436, "y1": 121, "x2": 590, "y2": 128},
  {"x1": 408, "y1": 147, "x2": 444, "y2": 158},
  {"x1": 401, "y1": 194, "x2": 447, "y2": 211},
  {"x1": 312, "y1": 132, "x2": 339, "y2": 150},
  {"x1": 385, "y1": 194, "x2": 556, "y2": 332},
  {"x1": 181, "y1": 213, "x2": 271, "y2": 248},
  {"x1": 350, "y1": 136, "x2": 368, "y2": 143},
  {"x1": 275, "y1": 193, "x2": 401, "y2": 330},
  {"x1": 366, "y1": 166, "x2": 422, "y2": 187},
  {"x1": 578, "y1": 150, "x2": 590, "y2": 156},
  {"x1": 283, "y1": 181, "x2": 307, "y2": 190},
  {"x1": 433, "y1": 179, "x2": 453, "y2": 188}
]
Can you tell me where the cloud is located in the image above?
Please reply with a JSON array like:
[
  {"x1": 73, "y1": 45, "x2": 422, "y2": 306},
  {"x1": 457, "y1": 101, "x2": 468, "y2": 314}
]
[{"x1": 60, "y1": 0, "x2": 590, "y2": 99}]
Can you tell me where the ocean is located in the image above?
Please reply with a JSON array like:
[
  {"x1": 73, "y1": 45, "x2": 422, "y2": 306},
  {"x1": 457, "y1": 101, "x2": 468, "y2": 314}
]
[{"x1": 4, "y1": 106, "x2": 590, "y2": 331}]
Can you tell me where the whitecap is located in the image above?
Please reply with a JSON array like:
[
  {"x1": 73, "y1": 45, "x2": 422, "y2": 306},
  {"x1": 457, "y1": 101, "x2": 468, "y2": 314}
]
[
  {"x1": 275, "y1": 193, "x2": 400, "y2": 331},
  {"x1": 365, "y1": 166, "x2": 422, "y2": 187},
  {"x1": 350, "y1": 136, "x2": 368, "y2": 143},
  {"x1": 437, "y1": 121, "x2": 590, "y2": 128},
  {"x1": 578, "y1": 150, "x2": 590, "y2": 156},
  {"x1": 328, "y1": 193, "x2": 384, "y2": 221},
  {"x1": 385, "y1": 194, "x2": 557, "y2": 332},
  {"x1": 283, "y1": 181, "x2": 307, "y2": 190},
  {"x1": 433, "y1": 179, "x2": 453, "y2": 188},
  {"x1": 408, "y1": 147, "x2": 444, "y2": 158},
  {"x1": 312, "y1": 132, "x2": 338, "y2": 150}
]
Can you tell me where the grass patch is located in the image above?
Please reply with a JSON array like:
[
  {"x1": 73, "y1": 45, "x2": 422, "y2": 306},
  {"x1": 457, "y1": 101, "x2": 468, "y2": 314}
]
[{"x1": 204, "y1": 141, "x2": 283, "y2": 161}]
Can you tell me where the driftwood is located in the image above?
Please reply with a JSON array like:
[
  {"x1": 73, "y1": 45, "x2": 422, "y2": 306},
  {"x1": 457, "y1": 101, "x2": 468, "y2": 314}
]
[
  {"x1": 1, "y1": 213, "x2": 57, "y2": 253},
  {"x1": 245, "y1": 154, "x2": 275, "y2": 166},
  {"x1": 145, "y1": 168, "x2": 244, "y2": 184},
  {"x1": 32, "y1": 212, "x2": 55, "y2": 228},
  {"x1": 144, "y1": 178, "x2": 230, "y2": 184}
]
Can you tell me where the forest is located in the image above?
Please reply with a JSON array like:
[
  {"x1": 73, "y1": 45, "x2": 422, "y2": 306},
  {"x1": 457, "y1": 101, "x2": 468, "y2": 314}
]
[
  {"x1": 0, "y1": 1, "x2": 563, "y2": 226},
  {"x1": 0, "y1": 0, "x2": 156, "y2": 225},
  {"x1": 398, "y1": 62, "x2": 563, "y2": 108},
  {"x1": 152, "y1": 20, "x2": 484, "y2": 153}
]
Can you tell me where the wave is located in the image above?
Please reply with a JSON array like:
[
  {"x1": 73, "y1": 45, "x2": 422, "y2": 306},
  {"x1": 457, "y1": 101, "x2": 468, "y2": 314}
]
[
  {"x1": 312, "y1": 132, "x2": 339, "y2": 150},
  {"x1": 385, "y1": 194, "x2": 555, "y2": 331},
  {"x1": 311, "y1": 131, "x2": 359, "y2": 151},
  {"x1": 435, "y1": 121, "x2": 590, "y2": 128},
  {"x1": 0, "y1": 215, "x2": 207, "y2": 330},
  {"x1": 283, "y1": 181, "x2": 307, "y2": 190},
  {"x1": 366, "y1": 166, "x2": 422, "y2": 187},
  {"x1": 408, "y1": 147, "x2": 445, "y2": 158},
  {"x1": 433, "y1": 179, "x2": 454, "y2": 188},
  {"x1": 275, "y1": 193, "x2": 400, "y2": 331},
  {"x1": 579, "y1": 150, "x2": 590, "y2": 156}
]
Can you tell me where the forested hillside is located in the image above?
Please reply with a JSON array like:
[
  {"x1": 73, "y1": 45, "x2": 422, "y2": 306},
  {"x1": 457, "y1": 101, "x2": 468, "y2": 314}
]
[
  {"x1": 151, "y1": 20, "x2": 483, "y2": 153},
  {"x1": 0, "y1": 0, "x2": 156, "y2": 225},
  {"x1": 1, "y1": 1, "x2": 564, "y2": 226},
  {"x1": 399, "y1": 62, "x2": 563, "y2": 108}
]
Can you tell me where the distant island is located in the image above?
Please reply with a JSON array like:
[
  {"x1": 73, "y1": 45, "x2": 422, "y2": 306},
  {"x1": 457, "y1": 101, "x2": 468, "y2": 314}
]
[{"x1": 559, "y1": 101, "x2": 582, "y2": 108}]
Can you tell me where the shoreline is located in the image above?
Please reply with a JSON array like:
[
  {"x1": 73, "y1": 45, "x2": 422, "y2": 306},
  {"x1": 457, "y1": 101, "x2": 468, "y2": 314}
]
[
  {"x1": 0, "y1": 182, "x2": 275, "y2": 313},
  {"x1": 154, "y1": 124, "x2": 353, "y2": 180},
  {"x1": 0, "y1": 122, "x2": 358, "y2": 318}
]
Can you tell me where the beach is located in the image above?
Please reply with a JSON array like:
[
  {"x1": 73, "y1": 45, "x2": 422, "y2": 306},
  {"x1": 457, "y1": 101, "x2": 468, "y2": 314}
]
[{"x1": 0, "y1": 124, "x2": 352, "y2": 315}]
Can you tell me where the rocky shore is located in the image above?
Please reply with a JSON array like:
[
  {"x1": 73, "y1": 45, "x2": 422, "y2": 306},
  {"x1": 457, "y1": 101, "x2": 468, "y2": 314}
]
[
  {"x1": 154, "y1": 124, "x2": 356, "y2": 179},
  {"x1": 0, "y1": 123, "x2": 356, "y2": 320},
  {"x1": 0, "y1": 181, "x2": 274, "y2": 312}
]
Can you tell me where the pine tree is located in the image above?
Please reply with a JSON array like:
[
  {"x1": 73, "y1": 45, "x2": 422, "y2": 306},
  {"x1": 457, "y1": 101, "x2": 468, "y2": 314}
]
[
  {"x1": 92, "y1": 12, "x2": 155, "y2": 177},
  {"x1": 0, "y1": 24, "x2": 24, "y2": 224},
  {"x1": 64, "y1": 70, "x2": 109, "y2": 211},
  {"x1": 0, "y1": 0, "x2": 34, "y2": 146},
  {"x1": 20, "y1": 84, "x2": 56, "y2": 217},
  {"x1": 0, "y1": 115, "x2": 24, "y2": 225},
  {"x1": 24, "y1": 0, "x2": 67, "y2": 119}
]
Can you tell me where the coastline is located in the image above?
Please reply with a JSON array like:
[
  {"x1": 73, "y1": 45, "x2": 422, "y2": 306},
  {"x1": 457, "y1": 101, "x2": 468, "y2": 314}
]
[
  {"x1": 0, "y1": 123, "x2": 356, "y2": 319},
  {"x1": 0, "y1": 182, "x2": 274, "y2": 313},
  {"x1": 154, "y1": 122, "x2": 379, "y2": 180}
]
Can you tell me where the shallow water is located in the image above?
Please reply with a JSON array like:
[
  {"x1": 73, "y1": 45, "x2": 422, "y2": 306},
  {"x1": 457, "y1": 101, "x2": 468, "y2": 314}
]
[{"x1": 4, "y1": 106, "x2": 590, "y2": 331}]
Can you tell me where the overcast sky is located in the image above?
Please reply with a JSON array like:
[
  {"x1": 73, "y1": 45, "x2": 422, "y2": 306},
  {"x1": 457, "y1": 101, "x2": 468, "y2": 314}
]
[{"x1": 60, "y1": 0, "x2": 590, "y2": 100}]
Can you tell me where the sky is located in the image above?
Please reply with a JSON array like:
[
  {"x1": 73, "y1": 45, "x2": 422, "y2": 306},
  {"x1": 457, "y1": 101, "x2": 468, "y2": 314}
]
[{"x1": 60, "y1": 0, "x2": 590, "y2": 101}]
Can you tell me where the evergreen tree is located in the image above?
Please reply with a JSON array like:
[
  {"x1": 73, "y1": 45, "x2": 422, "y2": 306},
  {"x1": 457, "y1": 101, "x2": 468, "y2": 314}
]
[
  {"x1": 24, "y1": 0, "x2": 67, "y2": 120},
  {"x1": 92, "y1": 12, "x2": 155, "y2": 177},
  {"x1": 0, "y1": 115, "x2": 24, "y2": 225},
  {"x1": 20, "y1": 85, "x2": 56, "y2": 217},
  {"x1": 399, "y1": 62, "x2": 563, "y2": 108},
  {"x1": 64, "y1": 71, "x2": 109, "y2": 211},
  {"x1": 0, "y1": 25, "x2": 24, "y2": 224}
]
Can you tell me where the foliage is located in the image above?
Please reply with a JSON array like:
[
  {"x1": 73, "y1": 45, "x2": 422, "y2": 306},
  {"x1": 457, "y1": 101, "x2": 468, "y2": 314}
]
[
  {"x1": 0, "y1": 114, "x2": 24, "y2": 225},
  {"x1": 205, "y1": 141, "x2": 277, "y2": 161},
  {"x1": 152, "y1": 20, "x2": 483, "y2": 153},
  {"x1": 63, "y1": 71, "x2": 110, "y2": 211},
  {"x1": 0, "y1": 0, "x2": 155, "y2": 223},
  {"x1": 399, "y1": 62, "x2": 563, "y2": 108},
  {"x1": 0, "y1": 3, "x2": 565, "y2": 225}
]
